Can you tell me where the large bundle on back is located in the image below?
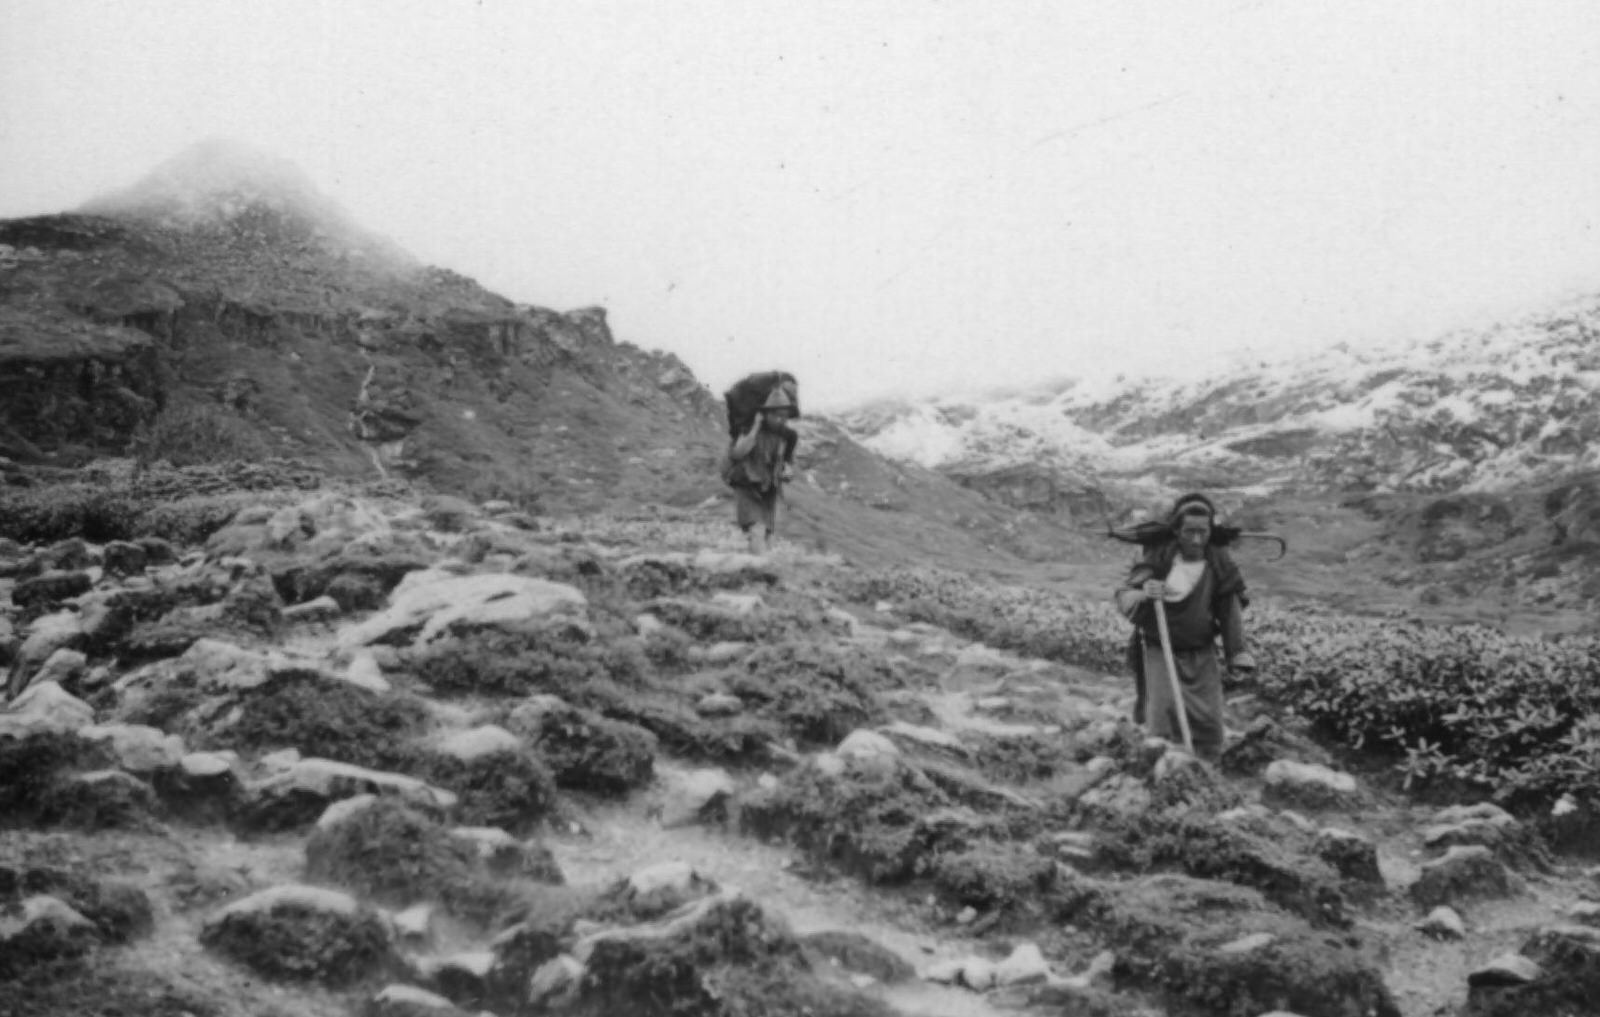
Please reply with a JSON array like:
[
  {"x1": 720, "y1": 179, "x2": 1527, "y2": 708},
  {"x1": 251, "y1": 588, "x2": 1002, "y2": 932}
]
[{"x1": 723, "y1": 372, "x2": 800, "y2": 439}]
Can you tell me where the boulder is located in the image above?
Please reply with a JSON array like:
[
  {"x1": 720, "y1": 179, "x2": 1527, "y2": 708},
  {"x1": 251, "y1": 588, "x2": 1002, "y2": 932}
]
[
  {"x1": 79, "y1": 722, "x2": 186, "y2": 773},
  {"x1": 240, "y1": 757, "x2": 456, "y2": 831},
  {"x1": 364, "y1": 984, "x2": 471, "y2": 1017},
  {"x1": 1261, "y1": 760, "x2": 1360, "y2": 811},
  {"x1": 1315, "y1": 827, "x2": 1384, "y2": 886},
  {"x1": 1416, "y1": 906, "x2": 1466, "y2": 940},
  {"x1": 12, "y1": 570, "x2": 93, "y2": 610},
  {"x1": 199, "y1": 884, "x2": 393, "y2": 985},
  {"x1": 0, "y1": 681, "x2": 94, "y2": 737},
  {"x1": 337, "y1": 570, "x2": 587, "y2": 649},
  {"x1": 653, "y1": 765, "x2": 735, "y2": 828},
  {"x1": 994, "y1": 941, "x2": 1052, "y2": 986},
  {"x1": 101, "y1": 541, "x2": 149, "y2": 577},
  {"x1": 800, "y1": 930, "x2": 915, "y2": 984},
  {"x1": 38, "y1": 769, "x2": 159, "y2": 829},
  {"x1": 1409, "y1": 845, "x2": 1514, "y2": 908},
  {"x1": 0, "y1": 895, "x2": 99, "y2": 977}
]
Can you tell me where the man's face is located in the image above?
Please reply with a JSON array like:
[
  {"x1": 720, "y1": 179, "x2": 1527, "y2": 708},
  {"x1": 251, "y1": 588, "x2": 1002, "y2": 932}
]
[{"x1": 1177, "y1": 514, "x2": 1210, "y2": 560}]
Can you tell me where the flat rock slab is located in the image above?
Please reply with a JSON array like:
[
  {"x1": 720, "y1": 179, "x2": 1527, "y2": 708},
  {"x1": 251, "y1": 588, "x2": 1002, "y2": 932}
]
[{"x1": 338, "y1": 570, "x2": 587, "y2": 649}]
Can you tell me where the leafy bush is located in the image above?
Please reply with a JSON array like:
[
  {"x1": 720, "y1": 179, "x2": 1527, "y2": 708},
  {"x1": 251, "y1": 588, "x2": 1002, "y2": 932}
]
[
  {"x1": 216, "y1": 672, "x2": 427, "y2": 770},
  {"x1": 1267, "y1": 623, "x2": 1600, "y2": 810}
]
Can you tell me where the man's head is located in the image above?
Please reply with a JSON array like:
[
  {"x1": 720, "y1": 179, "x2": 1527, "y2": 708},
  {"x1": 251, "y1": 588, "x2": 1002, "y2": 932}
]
[{"x1": 1169, "y1": 493, "x2": 1216, "y2": 561}]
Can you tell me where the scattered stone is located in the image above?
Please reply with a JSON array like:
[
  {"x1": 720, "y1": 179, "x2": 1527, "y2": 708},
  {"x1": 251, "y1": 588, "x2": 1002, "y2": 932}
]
[
  {"x1": 994, "y1": 941, "x2": 1052, "y2": 985},
  {"x1": 634, "y1": 613, "x2": 665, "y2": 637},
  {"x1": 12, "y1": 570, "x2": 93, "y2": 610},
  {"x1": 283, "y1": 595, "x2": 341, "y2": 622},
  {"x1": 0, "y1": 680, "x2": 94, "y2": 737},
  {"x1": 1218, "y1": 932, "x2": 1277, "y2": 954},
  {"x1": 654, "y1": 765, "x2": 735, "y2": 828},
  {"x1": 1316, "y1": 827, "x2": 1384, "y2": 885},
  {"x1": 801, "y1": 930, "x2": 915, "y2": 984},
  {"x1": 836, "y1": 728, "x2": 899, "y2": 766},
  {"x1": 823, "y1": 607, "x2": 859, "y2": 637},
  {"x1": 157, "y1": 751, "x2": 242, "y2": 819},
  {"x1": 201, "y1": 884, "x2": 393, "y2": 985},
  {"x1": 880, "y1": 720, "x2": 964, "y2": 753},
  {"x1": 1416, "y1": 906, "x2": 1466, "y2": 939},
  {"x1": 1467, "y1": 952, "x2": 1543, "y2": 987},
  {"x1": 79, "y1": 722, "x2": 186, "y2": 773},
  {"x1": 1568, "y1": 901, "x2": 1600, "y2": 927},
  {"x1": 30, "y1": 648, "x2": 87, "y2": 691},
  {"x1": 365, "y1": 984, "x2": 468, "y2": 1017},
  {"x1": 1261, "y1": 759, "x2": 1360, "y2": 811},
  {"x1": 39, "y1": 769, "x2": 159, "y2": 829},
  {"x1": 695, "y1": 692, "x2": 743, "y2": 717},
  {"x1": 946, "y1": 955, "x2": 990, "y2": 991},
  {"x1": 434, "y1": 725, "x2": 522, "y2": 762},
  {"x1": 241, "y1": 757, "x2": 456, "y2": 831},
  {"x1": 527, "y1": 954, "x2": 585, "y2": 1010},
  {"x1": 1410, "y1": 845, "x2": 1514, "y2": 908},
  {"x1": 101, "y1": 541, "x2": 148, "y2": 577},
  {"x1": 391, "y1": 903, "x2": 435, "y2": 942},
  {"x1": 343, "y1": 652, "x2": 390, "y2": 693},
  {"x1": 0, "y1": 895, "x2": 99, "y2": 976},
  {"x1": 700, "y1": 640, "x2": 751, "y2": 665}
]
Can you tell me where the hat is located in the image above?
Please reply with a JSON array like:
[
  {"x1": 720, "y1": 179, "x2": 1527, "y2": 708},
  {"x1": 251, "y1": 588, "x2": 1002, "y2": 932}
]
[{"x1": 761, "y1": 383, "x2": 796, "y2": 414}]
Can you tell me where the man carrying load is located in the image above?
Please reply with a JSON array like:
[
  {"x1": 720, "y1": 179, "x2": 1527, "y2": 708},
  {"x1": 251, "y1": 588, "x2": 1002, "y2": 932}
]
[{"x1": 721, "y1": 372, "x2": 800, "y2": 555}]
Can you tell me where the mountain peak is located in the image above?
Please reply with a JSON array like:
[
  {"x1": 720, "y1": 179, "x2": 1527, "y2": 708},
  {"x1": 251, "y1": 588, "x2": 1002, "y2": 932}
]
[
  {"x1": 80, "y1": 138, "x2": 411, "y2": 267},
  {"x1": 83, "y1": 138, "x2": 336, "y2": 226}
]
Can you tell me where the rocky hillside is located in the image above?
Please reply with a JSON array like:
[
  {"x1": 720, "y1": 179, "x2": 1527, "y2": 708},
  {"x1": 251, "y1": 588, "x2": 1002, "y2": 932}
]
[
  {"x1": 0, "y1": 141, "x2": 1083, "y2": 568},
  {"x1": 3, "y1": 490, "x2": 1599, "y2": 1017}
]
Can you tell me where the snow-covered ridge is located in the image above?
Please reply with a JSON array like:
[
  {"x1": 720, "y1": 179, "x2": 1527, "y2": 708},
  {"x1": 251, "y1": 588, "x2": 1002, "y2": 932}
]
[{"x1": 832, "y1": 296, "x2": 1600, "y2": 498}]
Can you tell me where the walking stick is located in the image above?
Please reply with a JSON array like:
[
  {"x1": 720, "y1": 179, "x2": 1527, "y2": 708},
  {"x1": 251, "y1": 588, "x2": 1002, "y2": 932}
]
[{"x1": 1152, "y1": 598, "x2": 1195, "y2": 755}]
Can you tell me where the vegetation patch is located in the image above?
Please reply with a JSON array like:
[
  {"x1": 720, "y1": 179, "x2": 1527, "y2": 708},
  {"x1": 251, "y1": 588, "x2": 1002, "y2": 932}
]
[
  {"x1": 1267, "y1": 623, "x2": 1600, "y2": 811},
  {"x1": 420, "y1": 748, "x2": 558, "y2": 833},
  {"x1": 303, "y1": 798, "x2": 505, "y2": 924},
  {"x1": 0, "y1": 960, "x2": 222, "y2": 1014},
  {"x1": 925, "y1": 840, "x2": 1058, "y2": 911},
  {"x1": 200, "y1": 898, "x2": 393, "y2": 986},
  {"x1": 740, "y1": 761, "x2": 974, "y2": 884},
  {"x1": 516, "y1": 703, "x2": 657, "y2": 795},
  {"x1": 0, "y1": 733, "x2": 115, "y2": 823},
  {"x1": 727, "y1": 641, "x2": 893, "y2": 747},
  {"x1": 578, "y1": 897, "x2": 894, "y2": 1017},
  {"x1": 212, "y1": 670, "x2": 427, "y2": 769}
]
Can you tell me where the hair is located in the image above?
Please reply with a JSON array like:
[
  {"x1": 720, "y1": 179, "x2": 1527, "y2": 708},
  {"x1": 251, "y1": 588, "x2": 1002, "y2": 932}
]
[{"x1": 1168, "y1": 492, "x2": 1217, "y2": 531}]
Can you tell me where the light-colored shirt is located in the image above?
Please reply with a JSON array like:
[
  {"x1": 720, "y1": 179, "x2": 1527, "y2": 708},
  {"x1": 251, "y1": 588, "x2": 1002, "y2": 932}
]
[{"x1": 1163, "y1": 556, "x2": 1206, "y2": 602}]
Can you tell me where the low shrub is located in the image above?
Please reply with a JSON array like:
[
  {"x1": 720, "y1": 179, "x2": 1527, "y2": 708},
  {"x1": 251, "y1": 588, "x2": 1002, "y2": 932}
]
[
  {"x1": 216, "y1": 672, "x2": 427, "y2": 770},
  {"x1": 420, "y1": 749, "x2": 558, "y2": 833},
  {"x1": 303, "y1": 798, "x2": 504, "y2": 923},
  {"x1": 728, "y1": 642, "x2": 893, "y2": 747},
  {"x1": 1267, "y1": 623, "x2": 1600, "y2": 811}
]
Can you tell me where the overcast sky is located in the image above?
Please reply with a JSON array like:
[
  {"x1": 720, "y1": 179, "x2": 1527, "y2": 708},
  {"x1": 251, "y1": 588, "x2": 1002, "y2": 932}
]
[{"x1": 4, "y1": 1, "x2": 1599, "y2": 409}]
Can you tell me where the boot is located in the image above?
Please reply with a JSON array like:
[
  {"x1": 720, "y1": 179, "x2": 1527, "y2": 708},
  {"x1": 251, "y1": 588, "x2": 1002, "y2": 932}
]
[{"x1": 746, "y1": 528, "x2": 767, "y2": 555}]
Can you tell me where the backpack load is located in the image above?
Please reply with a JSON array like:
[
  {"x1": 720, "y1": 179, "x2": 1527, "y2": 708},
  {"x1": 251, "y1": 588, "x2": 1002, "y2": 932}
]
[{"x1": 723, "y1": 372, "x2": 800, "y2": 440}]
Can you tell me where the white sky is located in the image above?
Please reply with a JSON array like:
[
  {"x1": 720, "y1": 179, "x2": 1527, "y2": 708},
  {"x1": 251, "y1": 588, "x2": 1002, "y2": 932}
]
[{"x1": 4, "y1": 1, "x2": 1599, "y2": 409}]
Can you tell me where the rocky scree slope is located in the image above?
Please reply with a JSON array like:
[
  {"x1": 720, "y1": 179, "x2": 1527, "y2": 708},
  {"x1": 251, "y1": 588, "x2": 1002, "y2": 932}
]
[{"x1": 2, "y1": 489, "x2": 1599, "y2": 1016}]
